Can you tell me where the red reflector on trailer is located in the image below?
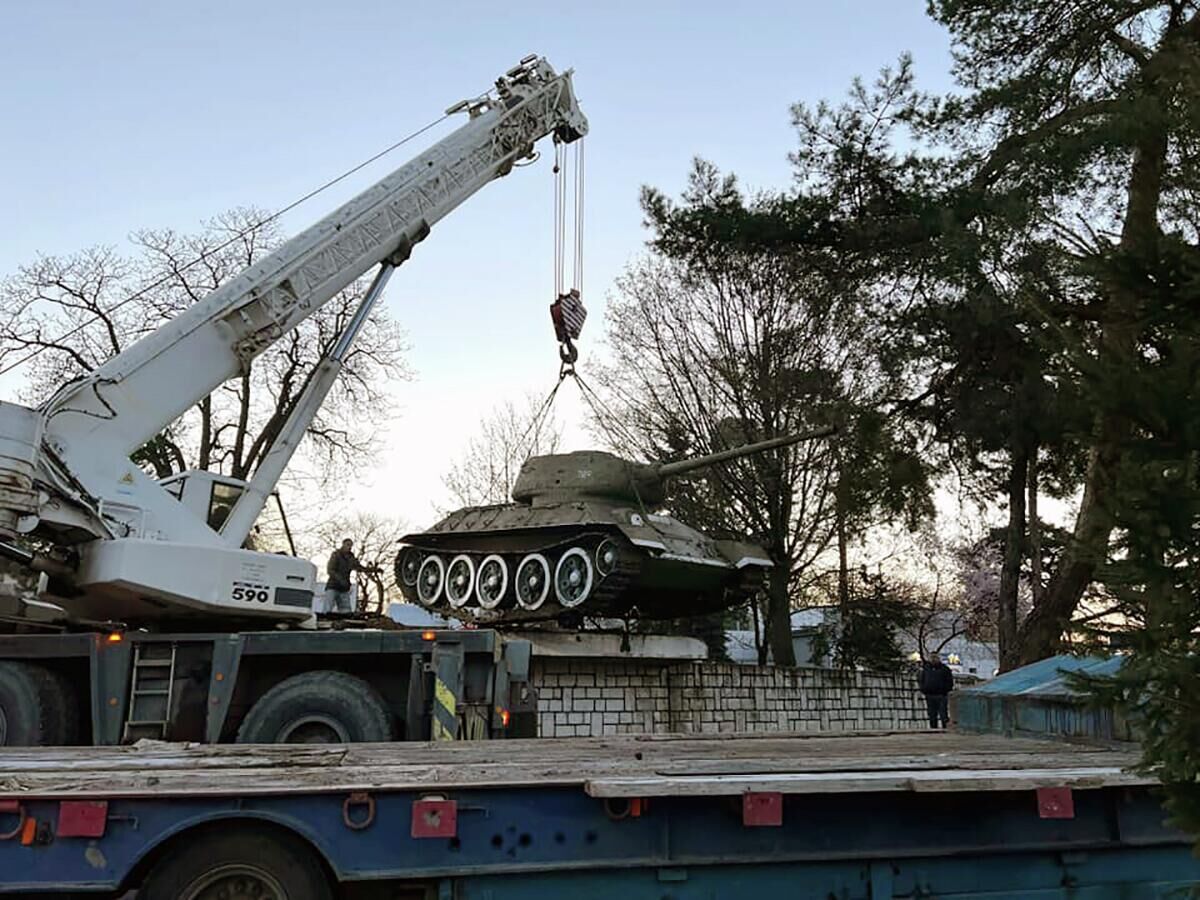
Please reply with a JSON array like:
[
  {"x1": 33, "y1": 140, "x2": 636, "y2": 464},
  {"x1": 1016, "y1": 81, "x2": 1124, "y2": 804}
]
[
  {"x1": 412, "y1": 797, "x2": 457, "y2": 838},
  {"x1": 57, "y1": 801, "x2": 108, "y2": 838},
  {"x1": 0, "y1": 800, "x2": 19, "y2": 814},
  {"x1": 1036, "y1": 787, "x2": 1074, "y2": 819},
  {"x1": 743, "y1": 791, "x2": 783, "y2": 827}
]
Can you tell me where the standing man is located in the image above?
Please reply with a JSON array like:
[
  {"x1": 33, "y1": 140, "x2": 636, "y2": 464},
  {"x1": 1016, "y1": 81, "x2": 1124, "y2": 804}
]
[
  {"x1": 325, "y1": 538, "x2": 365, "y2": 615},
  {"x1": 918, "y1": 652, "x2": 955, "y2": 729}
]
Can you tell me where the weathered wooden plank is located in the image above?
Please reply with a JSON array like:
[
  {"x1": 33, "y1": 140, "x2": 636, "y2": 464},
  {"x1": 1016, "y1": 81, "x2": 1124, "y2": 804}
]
[
  {"x1": 0, "y1": 731, "x2": 1145, "y2": 801},
  {"x1": 585, "y1": 766, "x2": 1152, "y2": 798},
  {"x1": 0, "y1": 731, "x2": 1125, "y2": 769}
]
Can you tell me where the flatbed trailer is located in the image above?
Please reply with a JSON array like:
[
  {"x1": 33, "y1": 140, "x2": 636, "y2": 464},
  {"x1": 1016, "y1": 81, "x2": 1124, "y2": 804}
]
[{"x1": 1, "y1": 731, "x2": 1197, "y2": 898}]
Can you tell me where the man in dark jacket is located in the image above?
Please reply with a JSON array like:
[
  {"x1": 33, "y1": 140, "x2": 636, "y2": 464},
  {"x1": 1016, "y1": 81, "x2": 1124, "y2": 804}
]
[
  {"x1": 325, "y1": 538, "x2": 365, "y2": 614},
  {"x1": 918, "y1": 652, "x2": 955, "y2": 729}
]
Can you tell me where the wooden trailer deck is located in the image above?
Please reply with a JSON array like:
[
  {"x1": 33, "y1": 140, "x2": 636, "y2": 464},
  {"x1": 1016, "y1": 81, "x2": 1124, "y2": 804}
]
[
  {"x1": 3, "y1": 730, "x2": 1191, "y2": 897},
  {"x1": 0, "y1": 729, "x2": 1150, "y2": 800}
]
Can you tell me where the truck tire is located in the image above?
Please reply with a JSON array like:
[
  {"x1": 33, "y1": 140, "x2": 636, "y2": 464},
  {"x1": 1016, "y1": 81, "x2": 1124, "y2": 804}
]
[
  {"x1": 139, "y1": 825, "x2": 332, "y2": 900},
  {"x1": 48, "y1": 669, "x2": 80, "y2": 746},
  {"x1": 0, "y1": 661, "x2": 71, "y2": 746},
  {"x1": 236, "y1": 670, "x2": 394, "y2": 744}
]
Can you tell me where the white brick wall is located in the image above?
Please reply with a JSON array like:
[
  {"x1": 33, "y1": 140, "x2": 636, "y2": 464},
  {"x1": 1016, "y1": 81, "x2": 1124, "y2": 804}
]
[{"x1": 531, "y1": 658, "x2": 927, "y2": 737}]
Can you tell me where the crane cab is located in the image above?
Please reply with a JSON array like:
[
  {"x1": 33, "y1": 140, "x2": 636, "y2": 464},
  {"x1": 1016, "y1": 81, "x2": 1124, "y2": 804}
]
[
  {"x1": 158, "y1": 471, "x2": 294, "y2": 555},
  {"x1": 158, "y1": 471, "x2": 247, "y2": 534}
]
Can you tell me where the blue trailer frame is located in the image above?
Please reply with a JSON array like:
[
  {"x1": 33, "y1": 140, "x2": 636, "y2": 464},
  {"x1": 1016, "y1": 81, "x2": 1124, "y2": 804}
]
[{"x1": 1, "y1": 732, "x2": 1198, "y2": 898}]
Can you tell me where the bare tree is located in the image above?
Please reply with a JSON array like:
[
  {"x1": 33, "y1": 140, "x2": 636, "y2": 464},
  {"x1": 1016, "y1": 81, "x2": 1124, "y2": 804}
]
[
  {"x1": 442, "y1": 395, "x2": 563, "y2": 508},
  {"x1": 593, "y1": 239, "x2": 865, "y2": 665},
  {"x1": 314, "y1": 512, "x2": 410, "y2": 614},
  {"x1": 0, "y1": 208, "x2": 411, "y2": 515}
]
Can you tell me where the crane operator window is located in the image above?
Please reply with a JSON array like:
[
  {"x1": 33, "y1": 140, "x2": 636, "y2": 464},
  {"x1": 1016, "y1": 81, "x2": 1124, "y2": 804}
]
[{"x1": 208, "y1": 482, "x2": 243, "y2": 531}]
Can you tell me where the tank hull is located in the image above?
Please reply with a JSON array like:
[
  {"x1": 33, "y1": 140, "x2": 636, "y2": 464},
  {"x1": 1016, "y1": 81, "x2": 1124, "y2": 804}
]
[{"x1": 395, "y1": 500, "x2": 770, "y2": 624}]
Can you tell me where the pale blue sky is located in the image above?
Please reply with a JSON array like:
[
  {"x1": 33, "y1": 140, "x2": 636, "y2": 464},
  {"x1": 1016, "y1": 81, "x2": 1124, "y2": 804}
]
[{"x1": 0, "y1": 1, "x2": 955, "y2": 527}]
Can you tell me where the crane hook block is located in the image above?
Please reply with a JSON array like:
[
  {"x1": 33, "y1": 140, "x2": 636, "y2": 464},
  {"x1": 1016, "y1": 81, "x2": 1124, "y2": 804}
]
[{"x1": 551, "y1": 289, "x2": 587, "y2": 343}]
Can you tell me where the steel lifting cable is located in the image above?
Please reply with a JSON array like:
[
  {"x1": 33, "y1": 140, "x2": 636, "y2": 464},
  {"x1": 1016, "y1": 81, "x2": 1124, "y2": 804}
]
[
  {"x1": 518, "y1": 347, "x2": 609, "y2": 466},
  {"x1": 553, "y1": 142, "x2": 567, "y2": 299},
  {"x1": 549, "y1": 136, "x2": 586, "y2": 367},
  {"x1": 572, "y1": 369, "x2": 660, "y2": 520},
  {"x1": 573, "y1": 139, "x2": 584, "y2": 295},
  {"x1": 0, "y1": 112, "x2": 454, "y2": 379},
  {"x1": 571, "y1": 370, "x2": 625, "y2": 452},
  {"x1": 524, "y1": 137, "x2": 589, "y2": 457},
  {"x1": 552, "y1": 138, "x2": 585, "y2": 298},
  {"x1": 518, "y1": 368, "x2": 569, "y2": 461}
]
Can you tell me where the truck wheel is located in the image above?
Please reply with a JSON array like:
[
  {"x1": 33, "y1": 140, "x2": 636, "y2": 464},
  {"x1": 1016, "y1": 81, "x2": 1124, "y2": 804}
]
[
  {"x1": 140, "y1": 826, "x2": 332, "y2": 900},
  {"x1": 236, "y1": 671, "x2": 394, "y2": 744},
  {"x1": 48, "y1": 669, "x2": 80, "y2": 745},
  {"x1": 0, "y1": 661, "x2": 71, "y2": 746}
]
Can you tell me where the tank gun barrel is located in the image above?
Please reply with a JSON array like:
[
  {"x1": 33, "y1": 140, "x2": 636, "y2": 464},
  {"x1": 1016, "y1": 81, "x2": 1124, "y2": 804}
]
[{"x1": 653, "y1": 426, "x2": 837, "y2": 480}]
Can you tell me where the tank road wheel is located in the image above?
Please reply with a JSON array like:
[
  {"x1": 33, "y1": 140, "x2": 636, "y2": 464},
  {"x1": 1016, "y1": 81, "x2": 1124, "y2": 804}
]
[
  {"x1": 554, "y1": 547, "x2": 594, "y2": 609},
  {"x1": 475, "y1": 554, "x2": 509, "y2": 609},
  {"x1": 0, "y1": 661, "x2": 73, "y2": 747},
  {"x1": 139, "y1": 825, "x2": 332, "y2": 900},
  {"x1": 446, "y1": 555, "x2": 476, "y2": 609},
  {"x1": 236, "y1": 671, "x2": 394, "y2": 744},
  {"x1": 397, "y1": 547, "x2": 422, "y2": 588},
  {"x1": 515, "y1": 553, "x2": 551, "y2": 610},
  {"x1": 416, "y1": 555, "x2": 446, "y2": 607},
  {"x1": 595, "y1": 537, "x2": 619, "y2": 577}
]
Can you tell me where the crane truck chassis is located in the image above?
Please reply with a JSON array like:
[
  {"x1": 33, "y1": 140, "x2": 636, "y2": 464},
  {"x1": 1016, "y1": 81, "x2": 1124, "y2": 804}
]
[{"x1": 0, "y1": 627, "x2": 533, "y2": 746}]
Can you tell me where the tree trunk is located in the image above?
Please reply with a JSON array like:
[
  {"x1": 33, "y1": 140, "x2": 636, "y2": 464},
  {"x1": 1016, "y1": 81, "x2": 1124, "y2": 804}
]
[
  {"x1": 836, "y1": 492, "x2": 850, "y2": 609},
  {"x1": 751, "y1": 595, "x2": 767, "y2": 666},
  {"x1": 998, "y1": 446, "x2": 1028, "y2": 672},
  {"x1": 1027, "y1": 446, "x2": 1043, "y2": 608},
  {"x1": 198, "y1": 396, "x2": 213, "y2": 471},
  {"x1": 232, "y1": 370, "x2": 252, "y2": 479},
  {"x1": 766, "y1": 566, "x2": 796, "y2": 666},
  {"x1": 1015, "y1": 419, "x2": 1125, "y2": 665},
  {"x1": 1014, "y1": 111, "x2": 1166, "y2": 666}
]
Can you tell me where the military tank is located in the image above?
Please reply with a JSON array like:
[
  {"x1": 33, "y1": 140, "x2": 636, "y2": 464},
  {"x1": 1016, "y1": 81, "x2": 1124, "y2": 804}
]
[{"x1": 395, "y1": 428, "x2": 834, "y2": 623}]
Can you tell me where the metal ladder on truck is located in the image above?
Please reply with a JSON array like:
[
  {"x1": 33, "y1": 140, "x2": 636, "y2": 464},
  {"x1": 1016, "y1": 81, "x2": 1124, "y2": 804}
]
[{"x1": 123, "y1": 642, "x2": 178, "y2": 742}]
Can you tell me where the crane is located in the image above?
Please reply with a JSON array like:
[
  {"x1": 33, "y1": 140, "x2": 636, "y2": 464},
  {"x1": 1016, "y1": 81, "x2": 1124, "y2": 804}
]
[{"x1": 0, "y1": 56, "x2": 587, "y2": 627}]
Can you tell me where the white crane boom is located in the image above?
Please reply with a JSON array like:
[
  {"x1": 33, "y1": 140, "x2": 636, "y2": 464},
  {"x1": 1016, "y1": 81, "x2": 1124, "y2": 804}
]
[{"x1": 0, "y1": 56, "x2": 587, "y2": 625}]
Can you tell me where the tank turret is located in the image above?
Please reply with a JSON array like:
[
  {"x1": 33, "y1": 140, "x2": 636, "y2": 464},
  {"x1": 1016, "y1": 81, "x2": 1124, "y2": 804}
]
[
  {"x1": 512, "y1": 428, "x2": 837, "y2": 507},
  {"x1": 395, "y1": 426, "x2": 835, "y2": 623}
]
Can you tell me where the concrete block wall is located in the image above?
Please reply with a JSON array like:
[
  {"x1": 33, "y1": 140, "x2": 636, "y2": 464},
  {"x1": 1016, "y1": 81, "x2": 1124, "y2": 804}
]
[{"x1": 531, "y1": 658, "x2": 927, "y2": 738}]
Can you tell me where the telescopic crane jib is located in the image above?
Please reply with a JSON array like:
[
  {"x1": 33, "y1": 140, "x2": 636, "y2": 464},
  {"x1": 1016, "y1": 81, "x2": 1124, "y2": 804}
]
[{"x1": 0, "y1": 56, "x2": 588, "y2": 626}]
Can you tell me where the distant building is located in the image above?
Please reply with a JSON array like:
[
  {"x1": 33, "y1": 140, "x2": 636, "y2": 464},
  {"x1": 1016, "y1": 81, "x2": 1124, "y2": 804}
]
[
  {"x1": 724, "y1": 606, "x2": 999, "y2": 679},
  {"x1": 900, "y1": 630, "x2": 1000, "y2": 679},
  {"x1": 724, "y1": 609, "x2": 826, "y2": 666}
]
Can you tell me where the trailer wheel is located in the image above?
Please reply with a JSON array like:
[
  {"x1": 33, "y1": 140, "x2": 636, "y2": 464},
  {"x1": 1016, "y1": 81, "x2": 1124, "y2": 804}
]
[
  {"x1": 139, "y1": 826, "x2": 332, "y2": 900},
  {"x1": 0, "y1": 661, "x2": 72, "y2": 746},
  {"x1": 236, "y1": 671, "x2": 394, "y2": 744}
]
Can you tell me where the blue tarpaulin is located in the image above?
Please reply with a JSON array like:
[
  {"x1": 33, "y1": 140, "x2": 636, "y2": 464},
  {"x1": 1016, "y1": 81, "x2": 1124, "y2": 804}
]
[{"x1": 953, "y1": 654, "x2": 1133, "y2": 741}]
